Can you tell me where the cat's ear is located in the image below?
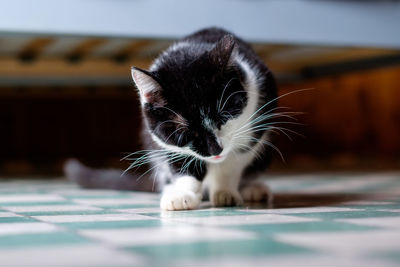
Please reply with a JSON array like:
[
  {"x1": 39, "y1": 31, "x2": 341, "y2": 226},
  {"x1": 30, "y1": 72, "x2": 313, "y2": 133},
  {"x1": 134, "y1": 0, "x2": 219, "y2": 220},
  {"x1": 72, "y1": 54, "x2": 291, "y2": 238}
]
[
  {"x1": 131, "y1": 67, "x2": 165, "y2": 106},
  {"x1": 209, "y1": 34, "x2": 236, "y2": 68}
]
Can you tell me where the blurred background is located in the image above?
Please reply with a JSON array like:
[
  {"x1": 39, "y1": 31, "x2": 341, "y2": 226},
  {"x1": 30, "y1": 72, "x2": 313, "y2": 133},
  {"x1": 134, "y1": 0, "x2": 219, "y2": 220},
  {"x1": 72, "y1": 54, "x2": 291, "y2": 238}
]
[{"x1": 1, "y1": 0, "x2": 400, "y2": 176}]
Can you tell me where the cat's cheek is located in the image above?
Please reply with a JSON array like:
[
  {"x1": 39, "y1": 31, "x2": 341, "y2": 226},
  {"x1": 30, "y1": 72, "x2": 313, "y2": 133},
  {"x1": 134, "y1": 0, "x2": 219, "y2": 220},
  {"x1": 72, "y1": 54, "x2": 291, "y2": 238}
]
[{"x1": 217, "y1": 121, "x2": 239, "y2": 153}]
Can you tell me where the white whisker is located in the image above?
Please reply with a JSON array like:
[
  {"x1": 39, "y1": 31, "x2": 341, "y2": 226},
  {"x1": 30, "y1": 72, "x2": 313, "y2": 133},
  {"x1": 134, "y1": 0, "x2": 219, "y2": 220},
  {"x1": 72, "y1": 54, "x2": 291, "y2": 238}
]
[
  {"x1": 217, "y1": 77, "x2": 238, "y2": 112},
  {"x1": 165, "y1": 127, "x2": 187, "y2": 144},
  {"x1": 158, "y1": 106, "x2": 187, "y2": 123},
  {"x1": 246, "y1": 88, "x2": 314, "y2": 123}
]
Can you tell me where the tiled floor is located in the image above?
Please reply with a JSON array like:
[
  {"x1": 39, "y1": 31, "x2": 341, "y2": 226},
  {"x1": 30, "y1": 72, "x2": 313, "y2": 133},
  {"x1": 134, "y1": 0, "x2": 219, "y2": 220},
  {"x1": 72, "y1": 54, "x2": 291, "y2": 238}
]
[{"x1": 0, "y1": 173, "x2": 400, "y2": 267}]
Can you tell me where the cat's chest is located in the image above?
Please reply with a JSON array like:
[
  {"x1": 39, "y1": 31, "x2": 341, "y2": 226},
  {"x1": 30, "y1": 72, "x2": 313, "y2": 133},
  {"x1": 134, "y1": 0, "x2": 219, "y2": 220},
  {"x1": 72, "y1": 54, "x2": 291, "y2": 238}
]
[{"x1": 205, "y1": 151, "x2": 255, "y2": 179}]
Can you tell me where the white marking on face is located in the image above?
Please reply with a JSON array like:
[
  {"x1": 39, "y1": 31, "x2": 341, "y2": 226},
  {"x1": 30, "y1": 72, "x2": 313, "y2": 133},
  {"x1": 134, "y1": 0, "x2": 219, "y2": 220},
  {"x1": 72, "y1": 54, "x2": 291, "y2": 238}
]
[
  {"x1": 217, "y1": 53, "x2": 261, "y2": 156},
  {"x1": 150, "y1": 132, "x2": 226, "y2": 164},
  {"x1": 200, "y1": 109, "x2": 214, "y2": 131},
  {"x1": 150, "y1": 132, "x2": 211, "y2": 162}
]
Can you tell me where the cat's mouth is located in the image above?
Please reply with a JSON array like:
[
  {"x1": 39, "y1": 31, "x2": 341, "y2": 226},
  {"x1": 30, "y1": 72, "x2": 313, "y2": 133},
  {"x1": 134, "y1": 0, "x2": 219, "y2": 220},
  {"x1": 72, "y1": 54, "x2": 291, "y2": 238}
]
[{"x1": 208, "y1": 154, "x2": 225, "y2": 163}]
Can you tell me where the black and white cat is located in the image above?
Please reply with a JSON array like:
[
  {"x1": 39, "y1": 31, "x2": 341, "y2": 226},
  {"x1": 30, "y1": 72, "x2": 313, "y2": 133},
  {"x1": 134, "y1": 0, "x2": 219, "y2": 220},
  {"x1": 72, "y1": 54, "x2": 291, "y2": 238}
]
[{"x1": 65, "y1": 28, "x2": 278, "y2": 210}]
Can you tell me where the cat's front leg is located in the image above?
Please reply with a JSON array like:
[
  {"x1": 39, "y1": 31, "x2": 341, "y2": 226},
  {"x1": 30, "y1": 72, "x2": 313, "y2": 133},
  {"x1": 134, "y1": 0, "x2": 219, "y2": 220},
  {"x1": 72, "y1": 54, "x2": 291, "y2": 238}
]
[
  {"x1": 240, "y1": 180, "x2": 273, "y2": 204},
  {"x1": 206, "y1": 166, "x2": 243, "y2": 207},
  {"x1": 211, "y1": 189, "x2": 243, "y2": 207},
  {"x1": 160, "y1": 175, "x2": 202, "y2": 211}
]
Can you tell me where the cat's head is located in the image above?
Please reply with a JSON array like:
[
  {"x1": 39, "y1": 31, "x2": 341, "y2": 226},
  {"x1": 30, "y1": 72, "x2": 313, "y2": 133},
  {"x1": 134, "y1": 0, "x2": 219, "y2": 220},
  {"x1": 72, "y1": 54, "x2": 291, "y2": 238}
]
[{"x1": 131, "y1": 35, "x2": 255, "y2": 163}]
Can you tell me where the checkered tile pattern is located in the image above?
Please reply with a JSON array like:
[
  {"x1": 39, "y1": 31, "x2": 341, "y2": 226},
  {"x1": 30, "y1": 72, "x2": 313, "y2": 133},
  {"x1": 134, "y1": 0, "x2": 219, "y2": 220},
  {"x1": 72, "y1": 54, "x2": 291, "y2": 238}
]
[{"x1": 1, "y1": 173, "x2": 400, "y2": 267}]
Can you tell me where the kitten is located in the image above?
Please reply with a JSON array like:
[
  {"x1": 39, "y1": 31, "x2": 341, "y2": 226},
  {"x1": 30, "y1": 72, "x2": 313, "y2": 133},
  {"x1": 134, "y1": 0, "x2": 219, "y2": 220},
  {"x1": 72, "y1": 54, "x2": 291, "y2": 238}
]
[{"x1": 65, "y1": 27, "x2": 278, "y2": 210}]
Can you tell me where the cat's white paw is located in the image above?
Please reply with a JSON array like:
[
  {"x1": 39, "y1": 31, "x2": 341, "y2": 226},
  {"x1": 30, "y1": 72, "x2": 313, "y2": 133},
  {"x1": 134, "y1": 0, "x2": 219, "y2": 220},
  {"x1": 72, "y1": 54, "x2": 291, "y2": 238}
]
[
  {"x1": 240, "y1": 182, "x2": 273, "y2": 203},
  {"x1": 160, "y1": 175, "x2": 202, "y2": 211},
  {"x1": 160, "y1": 190, "x2": 202, "y2": 211},
  {"x1": 211, "y1": 190, "x2": 243, "y2": 207}
]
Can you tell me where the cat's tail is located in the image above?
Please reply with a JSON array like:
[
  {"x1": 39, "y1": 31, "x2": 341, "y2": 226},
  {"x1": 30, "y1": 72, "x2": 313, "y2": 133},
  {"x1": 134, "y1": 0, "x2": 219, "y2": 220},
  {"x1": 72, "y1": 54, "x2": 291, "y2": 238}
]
[{"x1": 63, "y1": 159, "x2": 156, "y2": 192}]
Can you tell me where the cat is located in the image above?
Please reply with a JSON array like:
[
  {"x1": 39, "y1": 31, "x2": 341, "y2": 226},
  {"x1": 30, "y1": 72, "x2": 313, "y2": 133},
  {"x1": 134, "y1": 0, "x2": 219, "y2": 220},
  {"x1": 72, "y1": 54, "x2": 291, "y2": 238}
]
[{"x1": 65, "y1": 27, "x2": 278, "y2": 210}]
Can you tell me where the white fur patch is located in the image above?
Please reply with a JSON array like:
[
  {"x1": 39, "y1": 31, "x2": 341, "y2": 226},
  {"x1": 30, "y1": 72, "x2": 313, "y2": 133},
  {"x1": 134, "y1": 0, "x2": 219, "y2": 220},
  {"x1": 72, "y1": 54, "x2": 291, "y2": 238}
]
[
  {"x1": 216, "y1": 53, "x2": 261, "y2": 157},
  {"x1": 160, "y1": 176, "x2": 202, "y2": 210},
  {"x1": 200, "y1": 109, "x2": 214, "y2": 131}
]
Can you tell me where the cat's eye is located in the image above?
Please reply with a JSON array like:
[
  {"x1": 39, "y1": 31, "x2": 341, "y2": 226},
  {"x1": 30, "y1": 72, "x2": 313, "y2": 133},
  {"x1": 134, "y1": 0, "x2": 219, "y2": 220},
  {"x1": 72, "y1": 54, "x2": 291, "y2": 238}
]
[
  {"x1": 176, "y1": 132, "x2": 190, "y2": 147},
  {"x1": 151, "y1": 108, "x2": 165, "y2": 118},
  {"x1": 221, "y1": 92, "x2": 247, "y2": 117},
  {"x1": 231, "y1": 94, "x2": 244, "y2": 106},
  {"x1": 163, "y1": 122, "x2": 176, "y2": 132}
]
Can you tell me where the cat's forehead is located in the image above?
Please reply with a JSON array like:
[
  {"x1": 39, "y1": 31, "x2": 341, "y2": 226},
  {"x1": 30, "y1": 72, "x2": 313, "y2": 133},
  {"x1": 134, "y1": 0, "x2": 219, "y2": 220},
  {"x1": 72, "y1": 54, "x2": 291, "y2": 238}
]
[{"x1": 162, "y1": 98, "x2": 214, "y2": 128}]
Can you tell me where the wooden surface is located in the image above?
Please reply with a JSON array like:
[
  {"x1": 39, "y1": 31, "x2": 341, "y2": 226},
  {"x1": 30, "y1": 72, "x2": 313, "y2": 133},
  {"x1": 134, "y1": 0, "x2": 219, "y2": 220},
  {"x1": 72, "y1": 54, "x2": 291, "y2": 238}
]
[
  {"x1": 0, "y1": 34, "x2": 399, "y2": 175},
  {"x1": 0, "y1": 36, "x2": 399, "y2": 86},
  {"x1": 278, "y1": 66, "x2": 400, "y2": 156},
  {"x1": 1, "y1": 65, "x2": 400, "y2": 175}
]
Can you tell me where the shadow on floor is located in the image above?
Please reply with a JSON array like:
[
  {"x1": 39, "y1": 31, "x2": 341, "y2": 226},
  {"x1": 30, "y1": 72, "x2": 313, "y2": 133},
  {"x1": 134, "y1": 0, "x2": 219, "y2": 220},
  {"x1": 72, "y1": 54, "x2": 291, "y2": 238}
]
[{"x1": 245, "y1": 193, "x2": 375, "y2": 209}]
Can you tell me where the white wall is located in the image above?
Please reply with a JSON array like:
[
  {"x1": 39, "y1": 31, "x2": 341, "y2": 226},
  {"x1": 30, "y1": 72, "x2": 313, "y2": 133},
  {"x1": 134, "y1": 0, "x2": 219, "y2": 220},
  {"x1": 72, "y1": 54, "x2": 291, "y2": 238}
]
[{"x1": 0, "y1": 0, "x2": 399, "y2": 48}]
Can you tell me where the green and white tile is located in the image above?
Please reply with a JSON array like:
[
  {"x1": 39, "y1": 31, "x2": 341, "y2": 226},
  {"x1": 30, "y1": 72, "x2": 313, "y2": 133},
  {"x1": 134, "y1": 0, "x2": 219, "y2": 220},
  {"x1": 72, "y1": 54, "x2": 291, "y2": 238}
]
[
  {"x1": 0, "y1": 173, "x2": 399, "y2": 267},
  {"x1": 80, "y1": 226, "x2": 255, "y2": 246}
]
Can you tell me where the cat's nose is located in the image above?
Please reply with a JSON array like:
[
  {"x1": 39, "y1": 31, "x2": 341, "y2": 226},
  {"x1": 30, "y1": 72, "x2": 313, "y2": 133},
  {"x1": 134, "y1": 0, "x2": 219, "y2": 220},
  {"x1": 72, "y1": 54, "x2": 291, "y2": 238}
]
[
  {"x1": 209, "y1": 144, "x2": 223, "y2": 156},
  {"x1": 207, "y1": 139, "x2": 223, "y2": 156}
]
